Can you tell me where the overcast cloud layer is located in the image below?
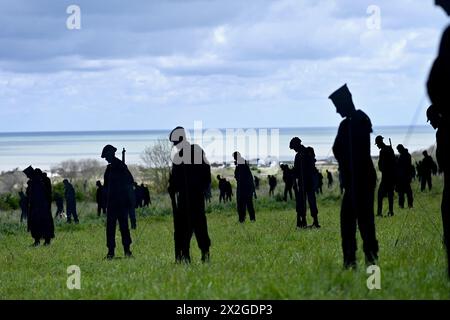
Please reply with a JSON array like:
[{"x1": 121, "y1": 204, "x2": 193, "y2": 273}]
[{"x1": 0, "y1": 0, "x2": 448, "y2": 131}]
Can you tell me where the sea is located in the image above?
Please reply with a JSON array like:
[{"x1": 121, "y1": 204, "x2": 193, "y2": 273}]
[{"x1": 0, "y1": 126, "x2": 436, "y2": 172}]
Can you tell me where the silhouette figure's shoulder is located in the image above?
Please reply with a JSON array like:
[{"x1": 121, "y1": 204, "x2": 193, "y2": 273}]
[{"x1": 440, "y1": 25, "x2": 450, "y2": 54}]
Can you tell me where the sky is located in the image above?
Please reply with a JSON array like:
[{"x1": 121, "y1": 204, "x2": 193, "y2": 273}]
[{"x1": 0, "y1": 0, "x2": 448, "y2": 132}]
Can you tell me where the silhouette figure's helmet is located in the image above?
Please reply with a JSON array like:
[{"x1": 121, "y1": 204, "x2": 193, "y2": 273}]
[
  {"x1": 329, "y1": 84, "x2": 352, "y2": 103},
  {"x1": 289, "y1": 137, "x2": 302, "y2": 149},
  {"x1": 23, "y1": 165, "x2": 34, "y2": 177},
  {"x1": 397, "y1": 144, "x2": 405, "y2": 152},
  {"x1": 101, "y1": 144, "x2": 117, "y2": 158},
  {"x1": 375, "y1": 135, "x2": 384, "y2": 145},
  {"x1": 169, "y1": 126, "x2": 186, "y2": 144}
]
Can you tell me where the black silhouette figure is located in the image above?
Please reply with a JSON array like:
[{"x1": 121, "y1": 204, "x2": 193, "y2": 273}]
[
  {"x1": 18, "y1": 191, "x2": 28, "y2": 223},
  {"x1": 289, "y1": 137, "x2": 320, "y2": 229},
  {"x1": 420, "y1": 151, "x2": 437, "y2": 191},
  {"x1": 225, "y1": 180, "x2": 233, "y2": 202},
  {"x1": 280, "y1": 164, "x2": 295, "y2": 201},
  {"x1": 134, "y1": 182, "x2": 144, "y2": 209},
  {"x1": 101, "y1": 144, "x2": 134, "y2": 260},
  {"x1": 54, "y1": 193, "x2": 65, "y2": 218},
  {"x1": 141, "y1": 184, "x2": 151, "y2": 207},
  {"x1": 254, "y1": 176, "x2": 260, "y2": 190},
  {"x1": 168, "y1": 127, "x2": 211, "y2": 263},
  {"x1": 326, "y1": 170, "x2": 334, "y2": 189},
  {"x1": 268, "y1": 175, "x2": 277, "y2": 196},
  {"x1": 23, "y1": 166, "x2": 55, "y2": 246},
  {"x1": 217, "y1": 175, "x2": 228, "y2": 203},
  {"x1": 330, "y1": 84, "x2": 379, "y2": 269},
  {"x1": 427, "y1": 0, "x2": 450, "y2": 278},
  {"x1": 338, "y1": 168, "x2": 344, "y2": 194},
  {"x1": 96, "y1": 180, "x2": 106, "y2": 216},
  {"x1": 63, "y1": 179, "x2": 79, "y2": 224},
  {"x1": 375, "y1": 135, "x2": 396, "y2": 217},
  {"x1": 396, "y1": 144, "x2": 414, "y2": 209},
  {"x1": 233, "y1": 151, "x2": 256, "y2": 223},
  {"x1": 315, "y1": 168, "x2": 323, "y2": 195}
]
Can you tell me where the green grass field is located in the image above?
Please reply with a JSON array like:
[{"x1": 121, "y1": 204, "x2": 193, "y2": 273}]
[{"x1": 1, "y1": 177, "x2": 449, "y2": 300}]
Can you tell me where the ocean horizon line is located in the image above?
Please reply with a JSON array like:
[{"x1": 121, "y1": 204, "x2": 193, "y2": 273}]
[{"x1": 0, "y1": 124, "x2": 432, "y2": 136}]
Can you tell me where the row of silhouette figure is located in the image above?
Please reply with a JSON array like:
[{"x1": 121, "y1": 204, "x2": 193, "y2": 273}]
[{"x1": 18, "y1": 0, "x2": 450, "y2": 277}]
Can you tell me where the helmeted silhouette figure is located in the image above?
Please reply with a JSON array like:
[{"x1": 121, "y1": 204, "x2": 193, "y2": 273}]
[
  {"x1": 18, "y1": 191, "x2": 28, "y2": 223},
  {"x1": 63, "y1": 179, "x2": 79, "y2": 224},
  {"x1": 268, "y1": 175, "x2": 277, "y2": 196},
  {"x1": 315, "y1": 168, "x2": 323, "y2": 195},
  {"x1": 280, "y1": 164, "x2": 295, "y2": 201},
  {"x1": 233, "y1": 151, "x2": 256, "y2": 223},
  {"x1": 54, "y1": 192, "x2": 64, "y2": 218},
  {"x1": 96, "y1": 180, "x2": 106, "y2": 216},
  {"x1": 101, "y1": 144, "x2": 134, "y2": 260},
  {"x1": 427, "y1": 0, "x2": 450, "y2": 278},
  {"x1": 23, "y1": 166, "x2": 55, "y2": 246},
  {"x1": 396, "y1": 144, "x2": 414, "y2": 209},
  {"x1": 375, "y1": 135, "x2": 396, "y2": 217},
  {"x1": 168, "y1": 127, "x2": 211, "y2": 263},
  {"x1": 330, "y1": 84, "x2": 379, "y2": 269},
  {"x1": 224, "y1": 180, "x2": 233, "y2": 202},
  {"x1": 141, "y1": 184, "x2": 151, "y2": 207},
  {"x1": 420, "y1": 151, "x2": 437, "y2": 191},
  {"x1": 289, "y1": 137, "x2": 320, "y2": 229},
  {"x1": 326, "y1": 170, "x2": 334, "y2": 189}
]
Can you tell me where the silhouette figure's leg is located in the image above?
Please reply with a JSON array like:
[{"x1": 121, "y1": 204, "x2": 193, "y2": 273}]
[
  {"x1": 407, "y1": 184, "x2": 414, "y2": 208},
  {"x1": 72, "y1": 203, "x2": 79, "y2": 223},
  {"x1": 428, "y1": 176, "x2": 433, "y2": 191},
  {"x1": 377, "y1": 183, "x2": 384, "y2": 216},
  {"x1": 237, "y1": 194, "x2": 246, "y2": 223},
  {"x1": 398, "y1": 189, "x2": 405, "y2": 209},
  {"x1": 193, "y1": 210, "x2": 211, "y2": 259},
  {"x1": 341, "y1": 192, "x2": 357, "y2": 268},
  {"x1": 106, "y1": 212, "x2": 117, "y2": 254},
  {"x1": 442, "y1": 172, "x2": 450, "y2": 277},
  {"x1": 247, "y1": 195, "x2": 255, "y2": 221},
  {"x1": 388, "y1": 187, "x2": 394, "y2": 215},
  {"x1": 118, "y1": 212, "x2": 132, "y2": 253},
  {"x1": 296, "y1": 191, "x2": 306, "y2": 228}
]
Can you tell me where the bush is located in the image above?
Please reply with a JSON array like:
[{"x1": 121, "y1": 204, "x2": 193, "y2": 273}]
[{"x1": 0, "y1": 193, "x2": 20, "y2": 211}]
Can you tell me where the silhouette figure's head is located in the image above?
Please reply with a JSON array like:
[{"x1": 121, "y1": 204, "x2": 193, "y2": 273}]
[
  {"x1": 329, "y1": 84, "x2": 356, "y2": 118},
  {"x1": 101, "y1": 144, "x2": 117, "y2": 163},
  {"x1": 233, "y1": 151, "x2": 245, "y2": 165},
  {"x1": 436, "y1": 0, "x2": 450, "y2": 15},
  {"x1": 427, "y1": 105, "x2": 442, "y2": 129},
  {"x1": 289, "y1": 137, "x2": 302, "y2": 152},
  {"x1": 96, "y1": 180, "x2": 102, "y2": 187},
  {"x1": 396, "y1": 144, "x2": 406, "y2": 154},
  {"x1": 423, "y1": 151, "x2": 429, "y2": 157},
  {"x1": 63, "y1": 179, "x2": 69, "y2": 185},
  {"x1": 375, "y1": 135, "x2": 385, "y2": 149},
  {"x1": 23, "y1": 165, "x2": 35, "y2": 179},
  {"x1": 169, "y1": 127, "x2": 187, "y2": 147}
]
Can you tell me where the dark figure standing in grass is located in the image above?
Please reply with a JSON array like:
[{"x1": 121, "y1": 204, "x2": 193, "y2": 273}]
[
  {"x1": 427, "y1": 0, "x2": 450, "y2": 278},
  {"x1": 315, "y1": 168, "x2": 323, "y2": 195},
  {"x1": 254, "y1": 176, "x2": 260, "y2": 190},
  {"x1": 375, "y1": 135, "x2": 396, "y2": 217},
  {"x1": 101, "y1": 144, "x2": 134, "y2": 260},
  {"x1": 268, "y1": 175, "x2": 277, "y2": 196},
  {"x1": 281, "y1": 164, "x2": 294, "y2": 201},
  {"x1": 420, "y1": 151, "x2": 437, "y2": 191},
  {"x1": 396, "y1": 144, "x2": 414, "y2": 209},
  {"x1": 168, "y1": 127, "x2": 211, "y2": 263},
  {"x1": 54, "y1": 193, "x2": 64, "y2": 218},
  {"x1": 134, "y1": 182, "x2": 144, "y2": 208},
  {"x1": 217, "y1": 175, "x2": 228, "y2": 203},
  {"x1": 289, "y1": 137, "x2": 320, "y2": 229},
  {"x1": 233, "y1": 151, "x2": 256, "y2": 223},
  {"x1": 63, "y1": 179, "x2": 79, "y2": 224},
  {"x1": 23, "y1": 166, "x2": 55, "y2": 246},
  {"x1": 18, "y1": 191, "x2": 28, "y2": 223},
  {"x1": 96, "y1": 180, "x2": 106, "y2": 216},
  {"x1": 330, "y1": 84, "x2": 379, "y2": 269},
  {"x1": 326, "y1": 170, "x2": 334, "y2": 189},
  {"x1": 141, "y1": 184, "x2": 151, "y2": 207},
  {"x1": 225, "y1": 180, "x2": 233, "y2": 202}
]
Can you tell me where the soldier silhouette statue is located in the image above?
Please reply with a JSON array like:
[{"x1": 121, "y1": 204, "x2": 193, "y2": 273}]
[
  {"x1": 375, "y1": 135, "x2": 396, "y2": 217},
  {"x1": 289, "y1": 137, "x2": 320, "y2": 229},
  {"x1": 168, "y1": 127, "x2": 211, "y2": 263},
  {"x1": 23, "y1": 166, "x2": 55, "y2": 246},
  {"x1": 233, "y1": 151, "x2": 257, "y2": 223},
  {"x1": 101, "y1": 144, "x2": 134, "y2": 260},
  {"x1": 330, "y1": 84, "x2": 379, "y2": 269},
  {"x1": 396, "y1": 144, "x2": 414, "y2": 209},
  {"x1": 63, "y1": 179, "x2": 79, "y2": 224},
  {"x1": 427, "y1": 0, "x2": 450, "y2": 278}
]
